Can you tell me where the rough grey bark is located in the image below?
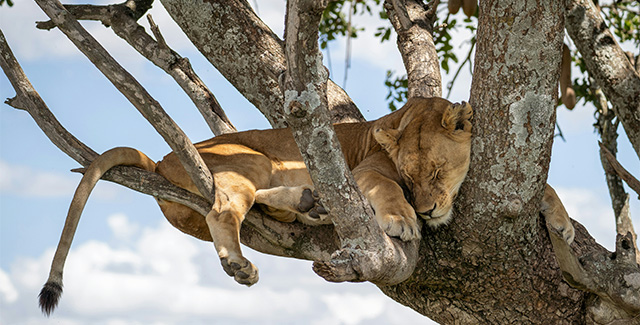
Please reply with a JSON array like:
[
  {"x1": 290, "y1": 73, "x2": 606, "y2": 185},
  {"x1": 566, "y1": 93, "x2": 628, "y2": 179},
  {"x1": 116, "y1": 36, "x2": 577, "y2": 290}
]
[
  {"x1": 565, "y1": 0, "x2": 640, "y2": 159},
  {"x1": 281, "y1": 0, "x2": 419, "y2": 285},
  {"x1": 5, "y1": 0, "x2": 640, "y2": 323},
  {"x1": 374, "y1": 0, "x2": 591, "y2": 322},
  {"x1": 34, "y1": 0, "x2": 217, "y2": 204},
  {"x1": 160, "y1": 0, "x2": 365, "y2": 127},
  {"x1": 386, "y1": 0, "x2": 442, "y2": 97},
  {"x1": 1, "y1": 29, "x2": 341, "y2": 265}
]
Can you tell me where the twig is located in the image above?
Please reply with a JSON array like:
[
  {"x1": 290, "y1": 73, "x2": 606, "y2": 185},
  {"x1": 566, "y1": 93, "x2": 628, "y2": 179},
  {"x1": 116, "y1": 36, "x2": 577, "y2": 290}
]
[
  {"x1": 599, "y1": 142, "x2": 640, "y2": 200},
  {"x1": 446, "y1": 38, "x2": 476, "y2": 98},
  {"x1": 34, "y1": 0, "x2": 216, "y2": 204},
  {"x1": 146, "y1": 14, "x2": 167, "y2": 49}
]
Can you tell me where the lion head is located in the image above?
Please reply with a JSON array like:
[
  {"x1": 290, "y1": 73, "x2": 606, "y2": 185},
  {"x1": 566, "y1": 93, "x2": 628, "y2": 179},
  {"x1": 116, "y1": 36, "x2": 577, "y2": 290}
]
[{"x1": 373, "y1": 97, "x2": 473, "y2": 226}]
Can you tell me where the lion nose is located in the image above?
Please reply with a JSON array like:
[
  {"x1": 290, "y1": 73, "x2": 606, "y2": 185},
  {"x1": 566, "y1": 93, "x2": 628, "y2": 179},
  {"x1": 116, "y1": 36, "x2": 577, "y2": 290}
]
[{"x1": 417, "y1": 205, "x2": 436, "y2": 218}]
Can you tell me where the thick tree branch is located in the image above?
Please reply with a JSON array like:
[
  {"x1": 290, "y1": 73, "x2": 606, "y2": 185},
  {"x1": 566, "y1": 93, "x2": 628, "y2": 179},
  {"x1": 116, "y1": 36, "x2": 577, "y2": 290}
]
[
  {"x1": 35, "y1": 1, "x2": 235, "y2": 136},
  {"x1": 281, "y1": 0, "x2": 418, "y2": 285},
  {"x1": 34, "y1": 0, "x2": 216, "y2": 203},
  {"x1": 160, "y1": 0, "x2": 364, "y2": 127},
  {"x1": 385, "y1": 0, "x2": 442, "y2": 98},
  {"x1": 548, "y1": 225, "x2": 640, "y2": 317},
  {"x1": 566, "y1": 0, "x2": 640, "y2": 159},
  {"x1": 1, "y1": 29, "x2": 339, "y2": 267}
]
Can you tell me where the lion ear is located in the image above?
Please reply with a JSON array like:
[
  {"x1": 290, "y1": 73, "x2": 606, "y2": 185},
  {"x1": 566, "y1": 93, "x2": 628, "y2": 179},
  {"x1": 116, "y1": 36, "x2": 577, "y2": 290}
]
[
  {"x1": 441, "y1": 101, "x2": 473, "y2": 134},
  {"x1": 374, "y1": 128, "x2": 401, "y2": 157}
]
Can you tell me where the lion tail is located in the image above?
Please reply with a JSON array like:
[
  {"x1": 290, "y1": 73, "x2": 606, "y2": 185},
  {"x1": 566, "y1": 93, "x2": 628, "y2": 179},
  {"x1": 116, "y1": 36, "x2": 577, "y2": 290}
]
[{"x1": 39, "y1": 147, "x2": 156, "y2": 316}]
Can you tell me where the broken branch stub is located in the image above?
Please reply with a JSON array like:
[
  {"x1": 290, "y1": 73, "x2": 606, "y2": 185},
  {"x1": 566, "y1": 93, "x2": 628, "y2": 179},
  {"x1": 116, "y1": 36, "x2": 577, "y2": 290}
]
[
  {"x1": 547, "y1": 223, "x2": 640, "y2": 318},
  {"x1": 281, "y1": 0, "x2": 418, "y2": 285},
  {"x1": 34, "y1": 0, "x2": 216, "y2": 203}
]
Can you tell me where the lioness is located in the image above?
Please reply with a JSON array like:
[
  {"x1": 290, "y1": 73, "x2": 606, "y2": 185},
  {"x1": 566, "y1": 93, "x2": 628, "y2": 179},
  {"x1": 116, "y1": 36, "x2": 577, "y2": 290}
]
[{"x1": 39, "y1": 97, "x2": 574, "y2": 314}]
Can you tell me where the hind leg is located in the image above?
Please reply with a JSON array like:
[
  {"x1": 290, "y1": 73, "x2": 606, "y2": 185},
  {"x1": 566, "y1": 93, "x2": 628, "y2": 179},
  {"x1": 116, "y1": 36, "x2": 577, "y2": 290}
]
[
  {"x1": 255, "y1": 185, "x2": 329, "y2": 225},
  {"x1": 206, "y1": 173, "x2": 262, "y2": 286}
]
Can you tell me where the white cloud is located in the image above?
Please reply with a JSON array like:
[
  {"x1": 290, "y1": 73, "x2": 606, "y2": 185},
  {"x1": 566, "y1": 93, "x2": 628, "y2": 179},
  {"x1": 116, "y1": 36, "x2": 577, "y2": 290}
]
[
  {"x1": 1, "y1": 214, "x2": 431, "y2": 324},
  {"x1": 0, "y1": 160, "x2": 121, "y2": 199},
  {"x1": 0, "y1": 269, "x2": 18, "y2": 303},
  {"x1": 107, "y1": 213, "x2": 140, "y2": 242},
  {"x1": 320, "y1": 293, "x2": 386, "y2": 325},
  {"x1": 0, "y1": 160, "x2": 77, "y2": 197},
  {"x1": 554, "y1": 187, "x2": 619, "y2": 250}
]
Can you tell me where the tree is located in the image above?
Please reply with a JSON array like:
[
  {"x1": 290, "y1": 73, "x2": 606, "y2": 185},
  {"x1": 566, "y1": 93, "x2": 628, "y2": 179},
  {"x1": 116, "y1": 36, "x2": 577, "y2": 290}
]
[{"x1": 1, "y1": 0, "x2": 639, "y2": 323}]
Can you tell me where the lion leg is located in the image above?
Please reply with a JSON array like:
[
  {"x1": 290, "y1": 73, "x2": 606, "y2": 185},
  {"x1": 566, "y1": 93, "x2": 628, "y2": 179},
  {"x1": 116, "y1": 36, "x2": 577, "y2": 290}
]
[
  {"x1": 206, "y1": 173, "x2": 260, "y2": 286},
  {"x1": 254, "y1": 186, "x2": 329, "y2": 225},
  {"x1": 353, "y1": 169, "x2": 421, "y2": 241},
  {"x1": 541, "y1": 184, "x2": 575, "y2": 244}
]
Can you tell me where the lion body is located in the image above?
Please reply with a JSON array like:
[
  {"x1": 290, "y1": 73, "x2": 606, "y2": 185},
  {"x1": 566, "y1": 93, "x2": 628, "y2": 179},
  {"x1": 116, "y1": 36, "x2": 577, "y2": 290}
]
[
  {"x1": 153, "y1": 97, "x2": 474, "y2": 285},
  {"x1": 39, "y1": 97, "x2": 575, "y2": 315}
]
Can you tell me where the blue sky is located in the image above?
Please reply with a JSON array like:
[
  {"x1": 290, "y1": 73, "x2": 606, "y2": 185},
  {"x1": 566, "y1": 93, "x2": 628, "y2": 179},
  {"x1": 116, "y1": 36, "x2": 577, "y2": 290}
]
[{"x1": 1, "y1": 1, "x2": 638, "y2": 324}]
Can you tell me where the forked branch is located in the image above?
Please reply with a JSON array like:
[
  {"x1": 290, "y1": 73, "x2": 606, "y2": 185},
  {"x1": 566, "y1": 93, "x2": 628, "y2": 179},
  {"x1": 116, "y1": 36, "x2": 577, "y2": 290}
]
[
  {"x1": 36, "y1": 1, "x2": 235, "y2": 136},
  {"x1": 281, "y1": 0, "x2": 418, "y2": 285},
  {"x1": 34, "y1": 0, "x2": 216, "y2": 203},
  {"x1": 548, "y1": 226, "x2": 640, "y2": 318},
  {"x1": 385, "y1": 0, "x2": 442, "y2": 98},
  {"x1": 1, "y1": 29, "x2": 339, "y2": 266},
  {"x1": 565, "y1": 0, "x2": 640, "y2": 159},
  {"x1": 160, "y1": 0, "x2": 365, "y2": 126}
]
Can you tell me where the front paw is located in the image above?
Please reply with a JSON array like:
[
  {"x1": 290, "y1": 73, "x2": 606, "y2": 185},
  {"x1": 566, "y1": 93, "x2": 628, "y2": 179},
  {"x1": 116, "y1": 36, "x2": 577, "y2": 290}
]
[
  {"x1": 297, "y1": 188, "x2": 330, "y2": 225},
  {"x1": 376, "y1": 203, "x2": 421, "y2": 241},
  {"x1": 221, "y1": 256, "x2": 259, "y2": 286}
]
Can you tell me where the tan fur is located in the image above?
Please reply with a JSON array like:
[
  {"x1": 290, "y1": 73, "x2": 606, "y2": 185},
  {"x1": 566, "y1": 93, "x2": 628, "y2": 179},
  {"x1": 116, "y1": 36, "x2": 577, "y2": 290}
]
[
  {"x1": 42, "y1": 97, "x2": 474, "y2": 295},
  {"x1": 560, "y1": 44, "x2": 577, "y2": 110},
  {"x1": 41, "y1": 97, "x2": 577, "y2": 316},
  {"x1": 541, "y1": 184, "x2": 575, "y2": 244}
]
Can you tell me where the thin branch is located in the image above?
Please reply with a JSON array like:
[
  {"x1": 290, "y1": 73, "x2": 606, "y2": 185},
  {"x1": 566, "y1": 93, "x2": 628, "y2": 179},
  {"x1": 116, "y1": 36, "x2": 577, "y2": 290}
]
[
  {"x1": 446, "y1": 38, "x2": 476, "y2": 98},
  {"x1": 1, "y1": 28, "x2": 338, "y2": 267},
  {"x1": 36, "y1": 2, "x2": 235, "y2": 136},
  {"x1": 600, "y1": 143, "x2": 640, "y2": 199},
  {"x1": 594, "y1": 86, "x2": 629, "y2": 218},
  {"x1": 34, "y1": 0, "x2": 216, "y2": 203},
  {"x1": 282, "y1": 0, "x2": 418, "y2": 285},
  {"x1": 160, "y1": 0, "x2": 365, "y2": 126},
  {"x1": 566, "y1": 0, "x2": 640, "y2": 159}
]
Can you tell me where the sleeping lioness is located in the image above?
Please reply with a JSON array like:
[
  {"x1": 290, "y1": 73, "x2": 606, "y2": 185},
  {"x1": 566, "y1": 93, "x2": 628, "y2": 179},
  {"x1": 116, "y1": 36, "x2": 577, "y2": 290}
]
[{"x1": 39, "y1": 97, "x2": 574, "y2": 314}]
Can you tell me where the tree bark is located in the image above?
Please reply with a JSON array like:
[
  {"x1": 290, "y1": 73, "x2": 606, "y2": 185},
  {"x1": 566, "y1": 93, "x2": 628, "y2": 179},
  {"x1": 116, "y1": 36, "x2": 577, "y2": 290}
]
[
  {"x1": 386, "y1": 0, "x2": 442, "y2": 98},
  {"x1": 34, "y1": 0, "x2": 217, "y2": 204},
  {"x1": 565, "y1": 0, "x2": 640, "y2": 159},
  {"x1": 378, "y1": 0, "x2": 592, "y2": 322},
  {"x1": 160, "y1": 0, "x2": 365, "y2": 126}
]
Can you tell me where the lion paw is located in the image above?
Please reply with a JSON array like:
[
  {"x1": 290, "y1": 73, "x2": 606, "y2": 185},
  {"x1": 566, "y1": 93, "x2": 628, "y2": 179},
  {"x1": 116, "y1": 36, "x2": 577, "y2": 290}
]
[
  {"x1": 221, "y1": 256, "x2": 259, "y2": 286},
  {"x1": 376, "y1": 204, "x2": 421, "y2": 241},
  {"x1": 549, "y1": 217, "x2": 575, "y2": 245},
  {"x1": 297, "y1": 188, "x2": 329, "y2": 224}
]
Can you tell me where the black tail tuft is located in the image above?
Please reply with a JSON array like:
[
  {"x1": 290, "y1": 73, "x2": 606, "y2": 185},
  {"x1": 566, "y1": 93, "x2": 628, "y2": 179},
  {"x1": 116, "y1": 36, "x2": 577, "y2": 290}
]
[{"x1": 39, "y1": 282, "x2": 63, "y2": 316}]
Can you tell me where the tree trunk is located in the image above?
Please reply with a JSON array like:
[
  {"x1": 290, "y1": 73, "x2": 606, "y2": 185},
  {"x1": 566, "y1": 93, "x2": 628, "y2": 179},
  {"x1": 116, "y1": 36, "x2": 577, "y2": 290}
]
[{"x1": 378, "y1": 0, "x2": 590, "y2": 322}]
